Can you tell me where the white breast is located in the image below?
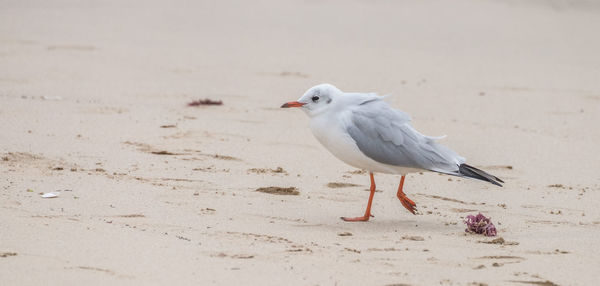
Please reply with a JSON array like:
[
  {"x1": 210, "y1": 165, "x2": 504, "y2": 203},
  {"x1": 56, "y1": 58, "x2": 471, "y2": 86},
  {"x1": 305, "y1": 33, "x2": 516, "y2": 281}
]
[{"x1": 308, "y1": 111, "x2": 412, "y2": 174}]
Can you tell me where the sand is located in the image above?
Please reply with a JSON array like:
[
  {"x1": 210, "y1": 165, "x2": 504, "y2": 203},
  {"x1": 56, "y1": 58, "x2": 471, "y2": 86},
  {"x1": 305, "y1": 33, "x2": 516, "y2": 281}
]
[{"x1": 1, "y1": 0, "x2": 599, "y2": 285}]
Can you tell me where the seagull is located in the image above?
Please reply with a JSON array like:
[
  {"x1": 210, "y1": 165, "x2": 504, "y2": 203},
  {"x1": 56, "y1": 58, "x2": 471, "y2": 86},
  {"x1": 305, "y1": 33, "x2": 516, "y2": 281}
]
[{"x1": 281, "y1": 83, "x2": 503, "y2": 222}]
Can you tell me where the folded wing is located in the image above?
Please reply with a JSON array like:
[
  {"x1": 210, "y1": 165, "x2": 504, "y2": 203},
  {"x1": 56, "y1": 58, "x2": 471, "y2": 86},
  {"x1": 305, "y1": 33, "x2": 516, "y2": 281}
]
[{"x1": 346, "y1": 99, "x2": 465, "y2": 174}]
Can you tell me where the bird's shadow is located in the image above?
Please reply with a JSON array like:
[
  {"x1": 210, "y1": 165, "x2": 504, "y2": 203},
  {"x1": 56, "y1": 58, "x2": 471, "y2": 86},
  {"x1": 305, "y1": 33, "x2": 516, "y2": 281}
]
[
  {"x1": 350, "y1": 217, "x2": 451, "y2": 234},
  {"x1": 299, "y1": 215, "x2": 458, "y2": 236}
]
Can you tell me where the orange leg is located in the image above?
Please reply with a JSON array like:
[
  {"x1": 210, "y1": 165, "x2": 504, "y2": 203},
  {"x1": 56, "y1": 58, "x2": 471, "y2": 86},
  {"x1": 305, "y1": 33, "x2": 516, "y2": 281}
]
[
  {"x1": 397, "y1": 175, "x2": 417, "y2": 214},
  {"x1": 341, "y1": 172, "x2": 376, "y2": 222}
]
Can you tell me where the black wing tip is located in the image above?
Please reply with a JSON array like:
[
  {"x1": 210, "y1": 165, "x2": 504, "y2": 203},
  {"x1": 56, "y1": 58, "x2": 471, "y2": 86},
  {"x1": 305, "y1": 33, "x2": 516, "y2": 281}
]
[
  {"x1": 490, "y1": 180, "x2": 503, "y2": 187},
  {"x1": 459, "y1": 164, "x2": 504, "y2": 187}
]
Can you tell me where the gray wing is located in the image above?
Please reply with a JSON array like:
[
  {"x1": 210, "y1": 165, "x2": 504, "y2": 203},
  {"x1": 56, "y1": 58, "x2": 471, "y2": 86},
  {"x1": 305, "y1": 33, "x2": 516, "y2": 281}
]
[{"x1": 346, "y1": 99, "x2": 465, "y2": 173}]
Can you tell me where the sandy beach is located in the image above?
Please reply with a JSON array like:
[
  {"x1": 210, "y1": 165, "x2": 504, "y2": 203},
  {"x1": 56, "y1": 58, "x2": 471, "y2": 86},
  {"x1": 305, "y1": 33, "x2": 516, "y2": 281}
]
[{"x1": 1, "y1": 0, "x2": 599, "y2": 285}]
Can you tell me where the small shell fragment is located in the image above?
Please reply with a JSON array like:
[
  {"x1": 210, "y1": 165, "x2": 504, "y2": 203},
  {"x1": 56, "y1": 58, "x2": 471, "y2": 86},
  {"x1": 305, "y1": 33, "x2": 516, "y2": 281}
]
[
  {"x1": 41, "y1": 192, "x2": 60, "y2": 198},
  {"x1": 42, "y1": 96, "x2": 63, "y2": 100}
]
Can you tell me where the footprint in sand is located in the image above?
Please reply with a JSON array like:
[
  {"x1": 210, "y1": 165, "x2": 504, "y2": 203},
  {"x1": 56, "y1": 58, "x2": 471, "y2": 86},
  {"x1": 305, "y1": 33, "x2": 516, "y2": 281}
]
[{"x1": 326, "y1": 182, "x2": 360, "y2": 188}]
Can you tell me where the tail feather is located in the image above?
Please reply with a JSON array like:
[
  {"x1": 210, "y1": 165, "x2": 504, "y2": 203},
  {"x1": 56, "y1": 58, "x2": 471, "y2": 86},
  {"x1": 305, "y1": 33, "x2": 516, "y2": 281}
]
[{"x1": 458, "y1": 164, "x2": 504, "y2": 187}]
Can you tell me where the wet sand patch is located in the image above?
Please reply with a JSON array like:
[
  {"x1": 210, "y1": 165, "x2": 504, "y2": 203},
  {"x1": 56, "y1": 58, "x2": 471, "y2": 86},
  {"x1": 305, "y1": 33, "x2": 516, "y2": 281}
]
[{"x1": 255, "y1": 187, "x2": 299, "y2": 195}]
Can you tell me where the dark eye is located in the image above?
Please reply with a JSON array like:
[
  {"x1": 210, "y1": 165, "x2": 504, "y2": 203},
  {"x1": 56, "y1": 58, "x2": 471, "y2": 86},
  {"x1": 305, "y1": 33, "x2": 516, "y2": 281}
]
[{"x1": 311, "y1": 96, "x2": 320, "y2": 102}]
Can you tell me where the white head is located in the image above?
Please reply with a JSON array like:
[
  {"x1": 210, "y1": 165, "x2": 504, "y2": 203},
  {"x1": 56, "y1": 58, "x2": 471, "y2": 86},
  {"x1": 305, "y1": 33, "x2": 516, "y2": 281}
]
[{"x1": 281, "y1": 83, "x2": 343, "y2": 117}]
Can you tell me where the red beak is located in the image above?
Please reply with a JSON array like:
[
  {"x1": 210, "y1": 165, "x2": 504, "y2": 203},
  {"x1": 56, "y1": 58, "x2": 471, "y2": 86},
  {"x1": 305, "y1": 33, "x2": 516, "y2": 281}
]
[{"x1": 281, "y1": 101, "x2": 306, "y2": 108}]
